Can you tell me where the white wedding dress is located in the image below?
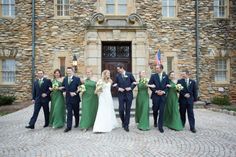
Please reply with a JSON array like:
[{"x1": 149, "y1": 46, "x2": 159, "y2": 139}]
[{"x1": 93, "y1": 82, "x2": 118, "y2": 132}]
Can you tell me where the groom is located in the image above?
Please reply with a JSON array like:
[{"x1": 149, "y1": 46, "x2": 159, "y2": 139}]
[
  {"x1": 115, "y1": 64, "x2": 136, "y2": 132},
  {"x1": 148, "y1": 64, "x2": 169, "y2": 133},
  {"x1": 62, "y1": 67, "x2": 81, "y2": 132}
]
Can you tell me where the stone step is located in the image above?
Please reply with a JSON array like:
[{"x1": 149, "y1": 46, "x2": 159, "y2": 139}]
[{"x1": 79, "y1": 97, "x2": 205, "y2": 117}]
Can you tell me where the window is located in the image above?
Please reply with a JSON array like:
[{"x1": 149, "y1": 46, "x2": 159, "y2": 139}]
[
  {"x1": 1, "y1": 59, "x2": 16, "y2": 84},
  {"x1": 59, "y1": 57, "x2": 65, "y2": 76},
  {"x1": 1, "y1": 0, "x2": 15, "y2": 17},
  {"x1": 162, "y1": 0, "x2": 176, "y2": 18},
  {"x1": 167, "y1": 57, "x2": 173, "y2": 74},
  {"x1": 106, "y1": 0, "x2": 127, "y2": 15},
  {"x1": 56, "y1": 0, "x2": 70, "y2": 16},
  {"x1": 215, "y1": 58, "x2": 229, "y2": 82},
  {"x1": 214, "y1": 0, "x2": 228, "y2": 18}
]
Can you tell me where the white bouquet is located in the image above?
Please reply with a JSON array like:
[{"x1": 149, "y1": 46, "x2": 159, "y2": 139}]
[
  {"x1": 95, "y1": 80, "x2": 105, "y2": 94},
  {"x1": 176, "y1": 84, "x2": 184, "y2": 91},
  {"x1": 78, "y1": 84, "x2": 86, "y2": 93},
  {"x1": 140, "y1": 78, "x2": 149, "y2": 85}
]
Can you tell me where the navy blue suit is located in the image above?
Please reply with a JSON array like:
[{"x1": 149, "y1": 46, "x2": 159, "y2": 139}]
[
  {"x1": 62, "y1": 76, "x2": 81, "y2": 129},
  {"x1": 29, "y1": 78, "x2": 52, "y2": 126},
  {"x1": 115, "y1": 72, "x2": 136, "y2": 128},
  {"x1": 148, "y1": 73, "x2": 169, "y2": 129},
  {"x1": 177, "y1": 78, "x2": 197, "y2": 129}
]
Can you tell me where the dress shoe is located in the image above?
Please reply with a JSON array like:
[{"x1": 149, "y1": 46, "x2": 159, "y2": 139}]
[
  {"x1": 190, "y1": 128, "x2": 196, "y2": 133},
  {"x1": 74, "y1": 124, "x2": 78, "y2": 128},
  {"x1": 154, "y1": 123, "x2": 157, "y2": 128},
  {"x1": 43, "y1": 124, "x2": 49, "y2": 128},
  {"x1": 25, "y1": 125, "x2": 34, "y2": 129},
  {"x1": 124, "y1": 127, "x2": 129, "y2": 132},
  {"x1": 64, "y1": 128, "x2": 71, "y2": 133},
  {"x1": 159, "y1": 128, "x2": 164, "y2": 133}
]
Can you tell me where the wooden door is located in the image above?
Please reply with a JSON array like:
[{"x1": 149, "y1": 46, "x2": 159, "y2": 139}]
[{"x1": 102, "y1": 42, "x2": 132, "y2": 97}]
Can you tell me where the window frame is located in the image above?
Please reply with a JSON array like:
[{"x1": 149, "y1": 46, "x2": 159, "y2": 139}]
[
  {"x1": 54, "y1": 0, "x2": 70, "y2": 19},
  {"x1": 213, "y1": 0, "x2": 229, "y2": 19},
  {"x1": 105, "y1": 0, "x2": 128, "y2": 15},
  {"x1": 0, "y1": 58, "x2": 16, "y2": 85},
  {"x1": 162, "y1": 0, "x2": 177, "y2": 18},
  {"x1": 0, "y1": 0, "x2": 15, "y2": 18},
  {"x1": 214, "y1": 57, "x2": 230, "y2": 84}
]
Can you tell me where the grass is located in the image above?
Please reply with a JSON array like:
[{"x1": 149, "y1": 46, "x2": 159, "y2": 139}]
[{"x1": 0, "y1": 111, "x2": 10, "y2": 116}]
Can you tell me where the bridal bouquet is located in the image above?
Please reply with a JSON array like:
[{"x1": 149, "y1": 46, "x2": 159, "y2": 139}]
[
  {"x1": 140, "y1": 78, "x2": 149, "y2": 85},
  {"x1": 95, "y1": 80, "x2": 105, "y2": 94},
  {"x1": 176, "y1": 84, "x2": 184, "y2": 91}
]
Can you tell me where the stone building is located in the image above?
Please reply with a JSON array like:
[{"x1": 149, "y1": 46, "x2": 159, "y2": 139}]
[{"x1": 0, "y1": 0, "x2": 235, "y2": 103}]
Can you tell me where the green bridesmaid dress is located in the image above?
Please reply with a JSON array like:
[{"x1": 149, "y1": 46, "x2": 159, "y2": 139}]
[
  {"x1": 164, "y1": 80, "x2": 183, "y2": 131},
  {"x1": 135, "y1": 81, "x2": 150, "y2": 131},
  {"x1": 49, "y1": 80, "x2": 65, "y2": 128},
  {"x1": 79, "y1": 79, "x2": 98, "y2": 129}
]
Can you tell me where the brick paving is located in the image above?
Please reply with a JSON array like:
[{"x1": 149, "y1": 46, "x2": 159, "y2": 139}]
[{"x1": 0, "y1": 103, "x2": 236, "y2": 157}]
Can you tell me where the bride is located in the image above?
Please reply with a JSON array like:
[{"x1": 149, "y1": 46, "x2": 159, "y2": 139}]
[{"x1": 93, "y1": 70, "x2": 118, "y2": 133}]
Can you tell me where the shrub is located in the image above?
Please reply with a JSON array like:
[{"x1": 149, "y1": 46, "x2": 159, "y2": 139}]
[
  {"x1": 211, "y1": 95, "x2": 230, "y2": 106},
  {"x1": 0, "y1": 95, "x2": 16, "y2": 106}
]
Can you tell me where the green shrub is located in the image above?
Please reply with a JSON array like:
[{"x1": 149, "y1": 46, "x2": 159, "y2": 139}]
[
  {"x1": 0, "y1": 95, "x2": 16, "y2": 106},
  {"x1": 211, "y1": 95, "x2": 230, "y2": 106}
]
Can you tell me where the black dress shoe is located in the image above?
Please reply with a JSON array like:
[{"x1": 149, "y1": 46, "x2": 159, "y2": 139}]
[
  {"x1": 43, "y1": 124, "x2": 49, "y2": 128},
  {"x1": 64, "y1": 128, "x2": 71, "y2": 133},
  {"x1": 74, "y1": 124, "x2": 79, "y2": 128},
  {"x1": 190, "y1": 128, "x2": 196, "y2": 133},
  {"x1": 122, "y1": 123, "x2": 125, "y2": 128},
  {"x1": 25, "y1": 125, "x2": 34, "y2": 129},
  {"x1": 159, "y1": 128, "x2": 164, "y2": 133},
  {"x1": 154, "y1": 123, "x2": 157, "y2": 128},
  {"x1": 124, "y1": 127, "x2": 129, "y2": 132}
]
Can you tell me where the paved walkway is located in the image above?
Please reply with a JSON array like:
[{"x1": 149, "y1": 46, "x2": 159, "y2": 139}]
[{"x1": 0, "y1": 104, "x2": 236, "y2": 157}]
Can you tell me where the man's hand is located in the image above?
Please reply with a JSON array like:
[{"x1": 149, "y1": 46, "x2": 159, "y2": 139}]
[
  {"x1": 125, "y1": 87, "x2": 132, "y2": 91},
  {"x1": 63, "y1": 92, "x2": 66, "y2": 97},
  {"x1": 118, "y1": 88, "x2": 125, "y2": 92},
  {"x1": 184, "y1": 93, "x2": 190, "y2": 98},
  {"x1": 156, "y1": 90, "x2": 165, "y2": 96},
  {"x1": 70, "y1": 92, "x2": 77, "y2": 97},
  {"x1": 41, "y1": 93, "x2": 47, "y2": 97},
  {"x1": 59, "y1": 87, "x2": 64, "y2": 90}
]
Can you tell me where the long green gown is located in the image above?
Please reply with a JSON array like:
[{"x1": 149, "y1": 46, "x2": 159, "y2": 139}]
[
  {"x1": 164, "y1": 80, "x2": 183, "y2": 131},
  {"x1": 79, "y1": 79, "x2": 98, "y2": 129},
  {"x1": 135, "y1": 81, "x2": 150, "y2": 131},
  {"x1": 49, "y1": 80, "x2": 65, "y2": 128}
]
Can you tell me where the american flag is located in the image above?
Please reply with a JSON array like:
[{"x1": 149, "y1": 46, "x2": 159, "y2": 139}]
[{"x1": 155, "y1": 49, "x2": 162, "y2": 65}]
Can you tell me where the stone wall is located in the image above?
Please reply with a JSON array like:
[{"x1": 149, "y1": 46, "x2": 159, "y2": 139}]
[{"x1": 0, "y1": 0, "x2": 32, "y2": 101}]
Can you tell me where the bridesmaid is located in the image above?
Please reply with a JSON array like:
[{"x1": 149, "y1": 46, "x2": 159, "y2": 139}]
[
  {"x1": 79, "y1": 68, "x2": 98, "y2": 131},
  {"x1": 164, "y1": 71, "x2": 183, "y2": 131},
  {"x1": 135, "y1": 71, "x2": 150, "y2": 131},
  {"x1": 49, "y1": 69, "x2": 65, "y2": 128}
]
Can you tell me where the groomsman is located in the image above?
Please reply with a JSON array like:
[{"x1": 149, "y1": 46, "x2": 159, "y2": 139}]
[
  {"x1": 62, "y1": 67, "x2": 81, "y2": 132},
  {"x1": 148, "y1": 64, "x2": 169, "y2": 133},
  {"x1": 177, "y1": 70, "x2": 197, "y2": 133},
  {"x1": 26, "y1": 70, "x2": 52, "y2": 129},
  {"x1": 115, "y1": 64, "x2": 136, "y2": 132}
]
